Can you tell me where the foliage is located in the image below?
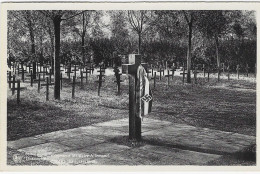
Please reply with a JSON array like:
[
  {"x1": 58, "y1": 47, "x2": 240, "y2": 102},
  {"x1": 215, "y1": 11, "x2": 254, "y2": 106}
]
[{"x1": 7, "y1": 10, "x2": 256, "y2": 70}]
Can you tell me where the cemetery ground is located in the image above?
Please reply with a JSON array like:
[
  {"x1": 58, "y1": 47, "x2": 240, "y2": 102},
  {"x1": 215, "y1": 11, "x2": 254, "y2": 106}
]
[{"x1": 7, "y1": 69, "x2": 256, "y2": 166}]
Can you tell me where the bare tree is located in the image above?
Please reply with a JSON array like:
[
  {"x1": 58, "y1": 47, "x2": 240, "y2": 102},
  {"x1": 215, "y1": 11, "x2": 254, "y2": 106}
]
[{"x1": 127, "y1": 10, "x2": 147, "y2": 54}]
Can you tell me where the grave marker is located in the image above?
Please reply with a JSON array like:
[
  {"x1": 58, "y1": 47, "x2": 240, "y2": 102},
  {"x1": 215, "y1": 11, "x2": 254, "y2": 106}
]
[
  {"x1": 83, "y1": 68, "x2": 91, "y2": 84},
  {"x1": 34, "y1": 74, "x2": 45, "y2": 93},
  {"x1": 193, "y1": 67, "x2": 198, "y2": 84},
  {"x1": 26, "y1": 70, "x2": 34, "y2": 87},
  {"x1": 11, "y1": 79, "x2": 27, "y2": 104},
  {"x1": 96, "y1": 66, "x2": 106, "y2": 96},
  {"x1": 158, "y1": 68, "x2": 164, "y2": 80},
  {"x1": 203, "y1": 64, "x2": 205, "y2": 77},
  {"x1": 236, "y1": 65, "x2": 240, "y2": 79},
  {"x1": 217, "y1": 68, "x2": 221, "y2": 82},
  {"x1": 170, "y1": 67, "x2": 176, "y2": 80},
  {"x1": 65, "y1": 64, "x2": 73, "y2": 80},
  {"x1": 122, "y1": 54, "x2": 151, "y2": 141},
  {"x1": 72, "y1": 76, "x2": 75, "y2": 99},
  {"x1": 8, "y1": 71, "x2": 11, "y2": 89},
  {"x1": 180, "y1": 67, "x2": 187, "y2": 84},
  {"x1": 151, "y1": 72, "x2": 157, "y2": 88},
  {"x1": 165, "y1": 70, "x2": 171, "y2": 88},
  {"x1": 113, "y1": 66, "x2": 123, "y2": 95},
  {"x1": 70, "y1": 76, "x2": 81, "y2": 99},
  {"x1": 222, "y1": 63, "x2": 225, "y2": 72},
  {"x1": 10, "y1": 75, "x2": 16, "y2": 95},
  {"x1": 72, "y1": 64, "x2": 79, "y2": 78},
  {"x1": 41, "y1": 77, "x2": 51, "y2": 101}
]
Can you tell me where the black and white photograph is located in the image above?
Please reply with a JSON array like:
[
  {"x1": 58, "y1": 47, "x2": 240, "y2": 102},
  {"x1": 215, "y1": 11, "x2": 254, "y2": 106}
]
[{"x1": 0, "y1": 1, "x2": 258, "y2": 171}]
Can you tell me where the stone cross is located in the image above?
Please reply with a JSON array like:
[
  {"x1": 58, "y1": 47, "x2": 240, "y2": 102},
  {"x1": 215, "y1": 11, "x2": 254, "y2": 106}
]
[
  {"x1": 236, "y1": 65, "x2": 240, "y2": 79},
  {"x1": 122, "y1": 54, "x2": 148, "y2": 141}
]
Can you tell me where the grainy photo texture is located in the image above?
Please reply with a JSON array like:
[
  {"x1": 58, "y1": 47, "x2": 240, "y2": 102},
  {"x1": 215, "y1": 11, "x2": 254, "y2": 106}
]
[{"x1": 6, "y1": 9, "x2": 256, "y2": 166}]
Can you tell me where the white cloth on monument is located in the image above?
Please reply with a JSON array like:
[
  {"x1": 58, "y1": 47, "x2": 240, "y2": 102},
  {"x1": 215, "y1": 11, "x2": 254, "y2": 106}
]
[{"x1": 136, "y1": 65, "x2": 153, "y2": 120}]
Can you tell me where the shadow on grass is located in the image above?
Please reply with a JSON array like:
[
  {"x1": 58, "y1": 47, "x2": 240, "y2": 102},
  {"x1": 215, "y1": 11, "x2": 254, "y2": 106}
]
[
  {"x1": 7, "y1": 98, "x2": 106, "y2": 141},
  {"x1": 109, "y1": 135, "x2": 256, "y2": 166}
]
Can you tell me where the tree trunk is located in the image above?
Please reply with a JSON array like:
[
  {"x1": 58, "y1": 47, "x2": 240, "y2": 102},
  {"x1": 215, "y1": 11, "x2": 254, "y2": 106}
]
[
  {"x1": 215, "y1": 35, "x2": 220, "y2": 69},
  {"x1": 82, "y1": 33, "x2": 85, "y2": 65},
  {"x1": 187, "y1": 23, "x2": 192, "y2": 83},
  {"x1": 138, "y1": 33, "x2": 141, "y2": 54},
  {"x1": 82, "y1": 13, "x2": 86, "y2": 65},
  {"x1": 48, "y1": 25, "x2": 54, "y2": 74},
  {"x1": 53, "y1": 15, "x2": 62, "y2": 100},
  {"x1": 27, "y1": 12, "x2": 37, "y2": 79}
]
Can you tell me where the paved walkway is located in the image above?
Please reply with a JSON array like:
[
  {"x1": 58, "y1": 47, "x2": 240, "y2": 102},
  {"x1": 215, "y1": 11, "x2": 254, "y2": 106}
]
[{"x1": 8, "y1": 118, "x2": 255, "y2": 165}]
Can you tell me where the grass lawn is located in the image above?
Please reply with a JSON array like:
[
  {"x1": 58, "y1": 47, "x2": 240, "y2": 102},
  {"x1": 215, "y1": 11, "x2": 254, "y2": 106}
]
[{"x1": 7, "y1": 68, "x2": 256, "y2": 165}]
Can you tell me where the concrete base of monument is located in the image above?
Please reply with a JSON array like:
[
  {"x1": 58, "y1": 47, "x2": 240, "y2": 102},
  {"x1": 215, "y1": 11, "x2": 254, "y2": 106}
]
[{"x1": 7, "y1": 118, "x2": 255, "y2": 165}]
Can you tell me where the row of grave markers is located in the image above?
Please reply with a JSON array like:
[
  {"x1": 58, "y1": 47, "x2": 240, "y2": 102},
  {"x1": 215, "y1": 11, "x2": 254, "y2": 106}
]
[
  {"x1": 7, "y1": 62, "x2": 122, "y2": 103},
  {"x1": 146, "y1": 63, "x2": 256, "y2": 88},
  {"x1": 8, "y1": 61, "x2": 256, "y2": 103}
]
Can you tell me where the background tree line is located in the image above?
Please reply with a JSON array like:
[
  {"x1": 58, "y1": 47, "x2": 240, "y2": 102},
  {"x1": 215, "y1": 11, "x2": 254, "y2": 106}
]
[{"x1": 8, "y1": 10, "x2": 256, "y2": 78}]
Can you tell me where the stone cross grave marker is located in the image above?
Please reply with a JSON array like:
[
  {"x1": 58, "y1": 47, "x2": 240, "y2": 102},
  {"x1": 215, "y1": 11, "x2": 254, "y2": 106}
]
[
  {"x1": 113, "y1": 66, "x2": 123, "y2": 95},
  {"x1": 151, "y1": 72, "x2": 157, "y2": 88},
  {"x1": 170, "y1": 66, "x2": 176, "y2": 80},
  {"x1": 96, "y1": 66, "x2": 106, "y2": 96},
  {"x1": 222, "y1": 63, "x2": 225, "y2": 73},
  {"x1": 83, "y1": 66, "x2": 91, "y2": 84},
  {"x1": 18, "y1": 66, "x2": 27, "y2": 82},
  {"x1": 207, "y1": 66, "x2": 210, "y2": 82},
  {"x1": 10, "y1": 79, "x2": 27, "y2": 104},
  {"x1": 71, "y1": 64, "x2": 79, "y2": 78},
  {"x1": 34, "y1": 74, "x2": 45, "y2": 93},
  {"x1": 65, "y1": 63, "x2": 73, "y2": 80},
  {"x1": 26, "y1": 70, "x2": 34, "y2": 87},
  {"x1": 193, "y1": 67, "x2": 198, "y2": 84},
  {"x1": 158, "y1": 66, "x2": 164, "y2": 80},
  {"x1": 8, "y1": 71, "x2": 12, "y2": 89},
  {"x1": 165, "y1": 70, "x2": 171, "y2": 88},
  {"x1": 180, "y1": 66, "x2": 187, "y2": 84},
  {"x1": 41, "y1": 77, "x2": 54, "y2": 101},
  {"x1": 122, "y1": 54, "x2": 152, "y2": 141},
  {"x1": 203, "y1": 64, "x2": 206, "y2": 77},
  {"x1": 70, "y1": 76, "x2": 82, "y2": 99},
  {"x1": 217, "y1": 67, "x2": 221, "y2": 82},
  {"x1": 236, "y1": 65, "x2": 240, "y2": 79}
]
